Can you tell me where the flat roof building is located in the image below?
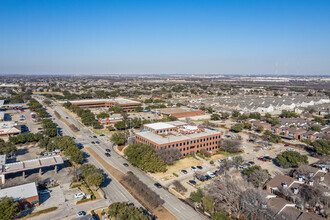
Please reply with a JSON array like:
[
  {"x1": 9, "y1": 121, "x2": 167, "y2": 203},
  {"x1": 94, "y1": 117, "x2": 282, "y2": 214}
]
[
  {"x1": 135, "y1": 121, "x2": 221, "y2": 156},
  {"x1": 0, "y1": 122, "x2": 21, "y2": 137},
  {"x1": 154, "y1": 107, "x2": 205, "y2": 118},
  {"x1": 59, "y1": 98, "x2": 142, "y2": 112},
  {"x1": 0, "y1": 182, "x2": 39, "y2": 210}
]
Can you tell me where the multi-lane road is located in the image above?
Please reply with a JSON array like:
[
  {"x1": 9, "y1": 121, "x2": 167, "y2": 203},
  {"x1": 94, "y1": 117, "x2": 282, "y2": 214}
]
[{"x1": 41, "y1": 99, "x2": 204, "y2": 220}]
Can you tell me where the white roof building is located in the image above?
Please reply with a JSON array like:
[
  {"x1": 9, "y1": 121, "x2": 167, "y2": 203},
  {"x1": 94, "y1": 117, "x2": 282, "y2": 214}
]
[{"x1": 0, "y1": 182, "x2": 38, "y2": 201}]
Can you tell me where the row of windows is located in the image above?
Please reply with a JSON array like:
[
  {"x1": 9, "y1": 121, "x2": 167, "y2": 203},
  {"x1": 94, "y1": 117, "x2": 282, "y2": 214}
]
[
  {"x1": 182, "y1": 146, "x2": 219, "y2": 156},
  {"x1": 160, "y1": 140, "x2": 221, "y2": 150}
]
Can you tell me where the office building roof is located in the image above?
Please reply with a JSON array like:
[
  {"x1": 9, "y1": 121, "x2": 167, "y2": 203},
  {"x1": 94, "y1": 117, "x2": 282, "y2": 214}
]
[{"x1": 0, "y1": 182, "x2": 38, "y2": 201}]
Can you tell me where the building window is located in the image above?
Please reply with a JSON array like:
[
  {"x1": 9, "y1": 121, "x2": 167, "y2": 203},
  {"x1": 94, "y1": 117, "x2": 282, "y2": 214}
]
[{"x1": 180, "y1": 143, "x2": 182, "y2": 146}]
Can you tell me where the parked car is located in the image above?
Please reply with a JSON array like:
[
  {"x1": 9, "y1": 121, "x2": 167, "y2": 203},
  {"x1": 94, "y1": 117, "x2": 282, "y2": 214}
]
[
  {"x1": 191, "y1": 166, "x2": 197, "y2": 172},
  {"x1": 197, "y1": 165, "x2": 203, "y2": 170},
  {"x1": 39, "y1": 189, "x2": 51, "y2": 195},
  {"x1": 154, "y1": 183, "x2": 162, "y2": 188},
  {"x1": 74, "y1": 193, "x2": 85, "y2": 198},
  {"x1": 66, "y1": 117, "x2": 68, "y2": 119},
  {"x1": 93, "y1": 136, "x2": 97, "y2": 138},
  {"x1": 287, "y1": 148, "x2": 295, "y2": 151},
  {"x1": 205, "y1": 175, "x2": 211, "y2": 181},
  {"x1": 76, "y1": 211, "x2": 86, "y2": 217},
  {"x1": 100, "y1": 134, "x2": 105, "y2": 136},
  {"x1": 263, "y1": 156, "x2": 272, "y2": 161},
  {"x1": 52, "y1": 152, "x2": 57, "y2": 156},
  {"x1": 48, "y1": 153, "x2": 52, "y2": 156},
  {"x1": 258, "y1": 157, "x2": 266, "y2": 161},
  {"x1": 206, "y1": 171, "x2": 215, "y2": 178},
  {"x1": 123, "y1": 163, "x2": 129, "y2": 167},
  {"x1": 91, "y1": 141, "x2": 95, "y2": 144},
  {"x1": 96, "y1": 141, "x2": 100, "y2": 144},
  {"x1": 105, "y1": 153, "x2": 111, "y2": 157},
  {"x1": 181, "y1": 169, "x2": 188, "y2": 174},
  {"x1": 248, "y1": 161, "x2": 255, "y2": 165},
  {"x1": 189, "y1": 180, "x2": 197, "y2": 185},
  {"x1": 284, "y1": 144, "x2": 289, "y2": 147}
]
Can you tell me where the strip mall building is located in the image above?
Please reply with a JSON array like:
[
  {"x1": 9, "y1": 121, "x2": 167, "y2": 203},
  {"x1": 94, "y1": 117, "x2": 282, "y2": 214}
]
[
  {"x1": 135, "y1": 121, "x2": 221, "y2": 156},
  {"x1": 61, "y1": 98, "x2": 142, "y2": 112}
]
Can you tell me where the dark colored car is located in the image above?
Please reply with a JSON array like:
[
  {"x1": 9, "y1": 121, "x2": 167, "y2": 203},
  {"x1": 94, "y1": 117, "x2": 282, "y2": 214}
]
[
  {"x1": 205, "y1": 175, "x2": 211, "y2": 181},
  {"x1": 154, "y1": 183, "x2": 162, "y2": 188},
  {"x1": 123, "y1": 163, "x2": 129, "y2": 167},
  {"x1": 93, "y1": 136, "x2": 97, "y2": 138},
  {"x1": 284, "y1": 144, "x2": 289, "y2": 147},
  {"x1": 100, "y1": 134, "x2": 105, "y2": 136},
  {"x1": 106, "y1": 148, "x2": 111, "y2": 152},
  {"x1": 248, "y1": 139, "x2": 255, "y2": 142},
  {"x1": 189, "y1": 180, "x2": 197, "y2": 185},
  {"x1": 66, "y1": 117, "x2": 69, "y2": 119},
  {"x1": 263, "y1": 156, "x2": 272, "y2": 161},
  {"x1": 197, "y1": 165, "x2": 203, "y2": 170},
  {"x1": 105, "y1": 153, "x2": 111, "y2": 157},
  {"x1": 181, "y1": 170, "x2": 188, "y2": 174},
  {"x1": 96, "y1": 141, "x2": 100, "y2": 144},
  {"x1": 258, "y1": 157, "x2": 266, "y2": 161},
  {"x1": 91, "y1": 141, "x2": 95, "y2": 144},
  {"x1": 248, "y1": 161, "x2": 255, "y2": 165}
]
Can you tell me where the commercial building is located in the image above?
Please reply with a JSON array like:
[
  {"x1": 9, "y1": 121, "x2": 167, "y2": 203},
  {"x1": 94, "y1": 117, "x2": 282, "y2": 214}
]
[
  {"x1": 135, "y1": 121, "x2": 221, "y2": 156},
  {"x1": 60, "y1": 98, "x2": 142, "y2": 112},
  {"x1": 0, "y1": 100, "x2": 23, "y2": 110},
  {"x1": 0, "y1": 122, "x2": 21, "y2": 137},
  {"x1": 153, "y1": 107, "x2": 205, "y2": 118},
  {"x1": 0, "y1": 182, "x2": 39, "y2": 210}
]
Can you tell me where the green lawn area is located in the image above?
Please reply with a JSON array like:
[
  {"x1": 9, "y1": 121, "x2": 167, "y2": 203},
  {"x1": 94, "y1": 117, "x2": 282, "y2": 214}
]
[
  {"x1": 22, "y1": 207, "x2": 58, "y2": 219},
  {"x1": 91, "y1": 129, "x2": 114, "y2": 135}
]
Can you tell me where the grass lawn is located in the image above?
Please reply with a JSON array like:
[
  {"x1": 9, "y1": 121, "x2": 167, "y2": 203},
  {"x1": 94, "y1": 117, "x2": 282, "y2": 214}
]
[
  {"x1": 153, "y1": 157, "x2": 202, "y2": 179},
  {"x1": 91, "y1": 129, "x2": 114, "y2": 136},
  {"x1": 80, "y1": 184, "x2": 90, "y2": 195},
  {"x1": 209, "y1": 151, "x2": 241, "y2": 161},
  {"x1": 22, "y1": 207, "x2": 58, "y2": 219}
]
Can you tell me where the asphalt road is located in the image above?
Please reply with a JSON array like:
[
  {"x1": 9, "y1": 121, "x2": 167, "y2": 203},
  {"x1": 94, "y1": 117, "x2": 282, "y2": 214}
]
[{"x1": 43, "y1": 100, "x2": 205, "y2": 220}]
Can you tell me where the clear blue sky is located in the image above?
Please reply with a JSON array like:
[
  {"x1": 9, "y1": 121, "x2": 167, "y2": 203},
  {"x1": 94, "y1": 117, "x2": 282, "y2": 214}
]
[{"x1": 0, "y1": 0, "x2": 329, "y2": 75}]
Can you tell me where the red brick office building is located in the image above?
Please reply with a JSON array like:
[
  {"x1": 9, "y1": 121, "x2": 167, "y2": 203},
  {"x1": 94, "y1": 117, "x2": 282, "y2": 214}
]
[
  {"x1": 0, "y1": 182, "x2": 39, "y2": 210},
  {"x1": 135, "y1": 121, "x2": 221, "y2": 156}
]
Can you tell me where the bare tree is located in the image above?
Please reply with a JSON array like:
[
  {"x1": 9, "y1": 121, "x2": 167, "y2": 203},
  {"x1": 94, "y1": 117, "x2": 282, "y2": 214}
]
[
  {"x1": 247, "y1": 169, "x2": 270, "y2": 188},
  {"x1": 173, "y1": 180, "x2": 187, "y2": 193},
  {"x1": 221, "y1": 140, "x2": 242, "y2": 153},
  {"x1": 156, "y1": 148, "x2": 182, "y2": 165},
  {"x1": 294, "y1": 164, "x2": 312, "y2": 178},
  {"x1": 204, "y1": 175, "x2": 251, "y2": 218},
  {"x1": 240, "y1": 188, "x2": 274, "y2": 220},
  {"x1": 200, "y1": 149, "x2": 211, "y2": 158}
]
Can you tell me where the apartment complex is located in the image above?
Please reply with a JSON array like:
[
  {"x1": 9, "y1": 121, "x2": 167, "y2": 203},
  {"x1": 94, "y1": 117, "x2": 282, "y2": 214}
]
[
  {"x1": 62, "y1": 98, "x2": 142, "y2": 112},
  {"x1": 135, "y1": 121, "x2": 221, "y2": 156}
]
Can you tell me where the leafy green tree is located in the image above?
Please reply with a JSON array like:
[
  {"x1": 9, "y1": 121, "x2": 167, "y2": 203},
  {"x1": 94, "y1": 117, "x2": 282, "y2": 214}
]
[
  {"x1": 124, "y1": 143, "x2": 166, "y2": 172},
  {"x1": 279, "y1": 110, "x2": 300, "y2": 118},
  {"x1": 202, "y1": 195, "x2": 214, "y2": 214},
  {"x1": 311, "y1": 139, "x2": 329, "y2": 155},
  {"x1": 86, "y1": 172, "x2": 104, "y2": 188},
  {"x1": 230, "y1": 124, "x2": 244, "y2": 132},
  {"x1": 276, "y1": 151, "x2": 308, "y2": 167},
  {"x1": 110, "y1": 132, "x2": 126, "y2": 145},
  {"x1": 107, "y1": 202, "x2": 150, "y2": 220},
  {"x1": 0, "y1": 197, "x2": 19, "y2": 220},
  {"x1": 263, "y1": 130, "x2": 272, "y2": 136},
  {"x1": 314, "y1": 117, "x2": 325, "y2": 124},
  {"x1": 96, "y1": 112, "x2": 109, "y2": 119},
  {"x1": 256, "y1": 126, "x2": 264, "y2": 133},
  {"x1": 65, "y1": 145, "x2": 83, "y2": 164},
  {"x1": 210, "y1": 114, "x2": 221, "y2": 120},
  {"x1": 232, "y1": 110, "x2": 241, "y2": 118},
  {"x1": 265, "y1": 113, "x2": 272, "y2": 118},
  {"x1": 135, "y1": 106, "x2": 144, "y2": 112},
  {"x1": 109, "y1": 106, "x2": 123, "y2": 113},
  {"x1": 0, "y1": 141, "x2": 17, "y2": 155},
  {"x1": 107, "y1": 125, "x2": 116, "y2": 131},
  {"x1": 190, "y1": 188, "x2": 203, "y2": 203},
  {"x1": 243, "y1": 123, "x2": 252, "y2": 129},
  {"x1": 212, "y1": 212, "x2": 231, "y2": 220},
  {"x1": 249, "y1": 112, "x2": 261, "y2": 119},
  {"x1": 221, "y1": 113, "x2": 230, "y2": 119},
  {"x1": 309, "y1": 125, "x2": 321, "y2": 132}
]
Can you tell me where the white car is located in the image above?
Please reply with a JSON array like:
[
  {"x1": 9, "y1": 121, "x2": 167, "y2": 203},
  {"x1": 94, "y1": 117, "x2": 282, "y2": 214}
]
[
  {"x1": 74, "y1": 193, "x2": 85, "y2": 198},
  {"x1": 206, "y1": 171, "x2": 216, "y2": 178},
  {"x1": 191, "y1": 166, "x2": 197, "y2": 172},
  {"x1": 287, "y1": 148, "x2": 295, "y2": 151}
]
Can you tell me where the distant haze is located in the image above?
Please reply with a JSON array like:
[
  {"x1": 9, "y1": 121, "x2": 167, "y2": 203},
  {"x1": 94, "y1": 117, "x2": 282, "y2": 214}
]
[{"x1": 0, "y1": 0, "x2": 329, "y2": 75}]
